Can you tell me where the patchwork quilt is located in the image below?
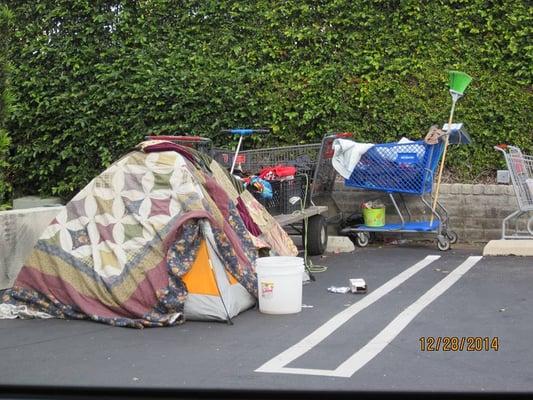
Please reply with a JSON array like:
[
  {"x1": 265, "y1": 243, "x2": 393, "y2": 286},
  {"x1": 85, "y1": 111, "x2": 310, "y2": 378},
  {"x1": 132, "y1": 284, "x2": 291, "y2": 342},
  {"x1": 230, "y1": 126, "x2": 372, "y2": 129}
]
[{"x1": 1, "y1": 147, "x2": 261, "y2": 327}]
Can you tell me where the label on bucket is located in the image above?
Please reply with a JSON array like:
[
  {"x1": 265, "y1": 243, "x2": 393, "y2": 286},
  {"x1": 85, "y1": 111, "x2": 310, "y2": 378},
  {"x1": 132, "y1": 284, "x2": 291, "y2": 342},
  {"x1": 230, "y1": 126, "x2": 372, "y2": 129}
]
[{"x1": 261, "y1": 281, "x2": 274, "y2": 298}]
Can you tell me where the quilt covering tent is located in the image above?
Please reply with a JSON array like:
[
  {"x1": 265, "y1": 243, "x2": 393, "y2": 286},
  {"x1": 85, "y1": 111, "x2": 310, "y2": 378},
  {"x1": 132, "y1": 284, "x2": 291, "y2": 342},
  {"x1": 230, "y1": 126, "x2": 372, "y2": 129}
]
[{"x1": 0, "y1": 141, "x2": 298, "y2": 327}]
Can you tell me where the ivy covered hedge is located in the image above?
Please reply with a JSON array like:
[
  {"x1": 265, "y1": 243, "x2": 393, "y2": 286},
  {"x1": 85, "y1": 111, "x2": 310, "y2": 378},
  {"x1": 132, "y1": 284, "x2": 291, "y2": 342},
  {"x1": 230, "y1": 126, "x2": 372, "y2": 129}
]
[
  {"x1": 0, "y1": 5, "x2": 12, "y2": 208},
  {"x1": 4, "y1": 0, "x2": 532, "y2": 200}
]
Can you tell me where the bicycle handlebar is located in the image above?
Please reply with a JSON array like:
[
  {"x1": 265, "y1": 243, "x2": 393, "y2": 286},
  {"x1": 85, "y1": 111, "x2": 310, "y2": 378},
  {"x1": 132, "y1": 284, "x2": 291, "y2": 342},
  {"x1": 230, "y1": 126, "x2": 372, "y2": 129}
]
[{"x1": 221, "y1": 128, "x2": 270, "y2": 136}]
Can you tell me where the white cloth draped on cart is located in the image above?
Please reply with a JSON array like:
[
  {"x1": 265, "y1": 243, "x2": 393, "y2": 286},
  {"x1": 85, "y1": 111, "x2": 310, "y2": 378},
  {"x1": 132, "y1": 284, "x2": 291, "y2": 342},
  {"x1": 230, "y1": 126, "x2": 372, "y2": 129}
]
[
  {"x1": 376, "y1": 137, "x2": 421, "y2": 162},
  {"x1": 332, "y1": 139, "x2": 374, "y2": 179}
]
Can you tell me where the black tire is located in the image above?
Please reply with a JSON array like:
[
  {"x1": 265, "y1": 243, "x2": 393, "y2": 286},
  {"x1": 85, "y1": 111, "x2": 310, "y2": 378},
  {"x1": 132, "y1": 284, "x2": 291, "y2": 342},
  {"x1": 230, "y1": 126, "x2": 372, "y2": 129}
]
[{"x1": 305, "y1": 215, "x2": 328, "y2": 256}]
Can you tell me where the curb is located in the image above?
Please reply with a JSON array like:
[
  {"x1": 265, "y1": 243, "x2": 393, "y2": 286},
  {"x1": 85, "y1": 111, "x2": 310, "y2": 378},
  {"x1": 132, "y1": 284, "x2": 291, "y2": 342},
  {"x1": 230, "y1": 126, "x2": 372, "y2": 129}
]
[
  {"x1": 326, "y1": 235, "x2": 355, "y2": 253},
  {"x1": 483, "y1": 240, "x2": 533, "y2": 256}
]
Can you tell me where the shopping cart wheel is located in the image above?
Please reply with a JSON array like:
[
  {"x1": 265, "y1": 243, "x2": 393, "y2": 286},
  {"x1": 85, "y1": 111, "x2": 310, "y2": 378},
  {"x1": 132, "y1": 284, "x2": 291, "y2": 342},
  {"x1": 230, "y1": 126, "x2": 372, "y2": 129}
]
[
  {"x1": 437, "y1": 235, "x2": 451, "y2": 251},
  {"x1": 355, "y1": 232, "x2": 370, "y2": 248},
  {"x1": 445, "y1": 230, "x2": 458, "y2": 245},
  {"x1": 305, "y1": 215, "x2": 328, "y2": 256}
]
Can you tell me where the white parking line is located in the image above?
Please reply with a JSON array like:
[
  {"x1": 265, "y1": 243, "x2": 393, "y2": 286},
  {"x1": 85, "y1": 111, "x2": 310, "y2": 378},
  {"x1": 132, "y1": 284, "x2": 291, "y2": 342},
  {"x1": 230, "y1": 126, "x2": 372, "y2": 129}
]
[
  {"x1": 255, "y1": 255, "x2": 441, "y2": 374},
  {"x1": 256, "y1": 255, "x2": 482, "y2": 378}
]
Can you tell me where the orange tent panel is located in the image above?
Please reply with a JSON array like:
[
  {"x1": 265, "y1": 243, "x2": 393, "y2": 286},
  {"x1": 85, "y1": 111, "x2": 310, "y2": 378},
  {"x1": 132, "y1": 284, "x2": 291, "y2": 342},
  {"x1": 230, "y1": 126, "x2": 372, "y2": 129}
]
[
  {"x1": 182, "y1": 240, "x2": 219, "y2": 296},
  {"x1": 182, "y1": 240, "x2": 241, "y2": 296}
]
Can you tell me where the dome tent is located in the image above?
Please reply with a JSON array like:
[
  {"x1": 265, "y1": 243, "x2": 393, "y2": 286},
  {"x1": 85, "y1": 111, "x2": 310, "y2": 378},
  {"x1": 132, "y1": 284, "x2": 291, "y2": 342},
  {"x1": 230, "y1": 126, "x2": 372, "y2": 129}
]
[{"x1": 0, "y1": 141, "x2": 297, "y2": 327}]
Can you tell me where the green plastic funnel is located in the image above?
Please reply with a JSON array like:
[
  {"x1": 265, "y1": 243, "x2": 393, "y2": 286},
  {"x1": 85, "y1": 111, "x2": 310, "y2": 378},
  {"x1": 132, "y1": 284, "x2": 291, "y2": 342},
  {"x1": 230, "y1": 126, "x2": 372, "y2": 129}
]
[{"x1": 448, "y1": 70, "x2": 472, "y2": 95}]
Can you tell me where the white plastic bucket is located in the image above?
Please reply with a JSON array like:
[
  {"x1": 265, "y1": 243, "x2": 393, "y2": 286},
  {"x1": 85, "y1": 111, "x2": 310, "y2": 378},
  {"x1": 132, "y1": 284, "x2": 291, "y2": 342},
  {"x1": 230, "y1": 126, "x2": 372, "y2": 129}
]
[{"x1": 255, "y1": 256, "x2": 305, "y2": 314}]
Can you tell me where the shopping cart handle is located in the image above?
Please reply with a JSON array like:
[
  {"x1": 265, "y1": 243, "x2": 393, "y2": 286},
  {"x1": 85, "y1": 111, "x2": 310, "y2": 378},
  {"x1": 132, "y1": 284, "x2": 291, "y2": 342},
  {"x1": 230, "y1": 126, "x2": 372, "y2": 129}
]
[
  {"x1": 335, "y1": 132, "x2": 354, "y2": 138},
  {"x1": 221, "y1": 128, "x2": 270, "y2": 136},
  {"x1": 494, "y1": 144, "x2": 508, "y2": 151}
]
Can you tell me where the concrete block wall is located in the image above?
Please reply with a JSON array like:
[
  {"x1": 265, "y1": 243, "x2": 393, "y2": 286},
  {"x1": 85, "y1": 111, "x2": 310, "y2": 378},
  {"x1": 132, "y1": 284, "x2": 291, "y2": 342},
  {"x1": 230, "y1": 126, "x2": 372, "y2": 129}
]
[
  {"x1": 0, "y1": 206, "x2": 63, "y2": 289},
  {"x1": 332, "y1": 183, "x2": 520, "y2": 243},
  {"x1": 0, "y1": 185, "x2": 522, "y2": 290}
]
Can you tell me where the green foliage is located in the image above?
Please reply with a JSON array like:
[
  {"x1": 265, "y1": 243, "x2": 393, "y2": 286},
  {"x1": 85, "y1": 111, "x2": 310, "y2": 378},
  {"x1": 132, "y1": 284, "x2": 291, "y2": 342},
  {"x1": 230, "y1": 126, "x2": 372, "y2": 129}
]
[
  {"x1": 0, "y1": 4, "x2": 13, "y2": 208},
  {"x1": 4, "y1": 0, "x2": 533, "y2": 199}
]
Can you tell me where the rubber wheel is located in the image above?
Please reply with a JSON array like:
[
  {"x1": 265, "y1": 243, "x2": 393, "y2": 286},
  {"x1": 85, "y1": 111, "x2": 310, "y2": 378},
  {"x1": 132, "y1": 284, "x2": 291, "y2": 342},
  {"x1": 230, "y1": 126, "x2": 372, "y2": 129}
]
[
  {"x1": 446, "y1": 230, "x2": 458, "y2": 244},
  {"x1": 437, "y1": 236, "x2": 451, "y2": 251},
  {"x1": 305, "y1": 215, "x2": 328, "y2": 256},
  {"x1": 355, "y1": 232, "x2": 370, "y2": 247}
]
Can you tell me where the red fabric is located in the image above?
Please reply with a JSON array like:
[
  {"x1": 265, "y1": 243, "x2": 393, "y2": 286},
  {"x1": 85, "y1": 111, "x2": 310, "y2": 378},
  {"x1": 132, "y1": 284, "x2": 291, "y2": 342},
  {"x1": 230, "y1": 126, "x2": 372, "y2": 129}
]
[
  {"x1": 236, "y1": 197, "x2": 262, "y2": 237},
  {"x1": 259, "y1": 165, "x2": 297, "y2": 180}
]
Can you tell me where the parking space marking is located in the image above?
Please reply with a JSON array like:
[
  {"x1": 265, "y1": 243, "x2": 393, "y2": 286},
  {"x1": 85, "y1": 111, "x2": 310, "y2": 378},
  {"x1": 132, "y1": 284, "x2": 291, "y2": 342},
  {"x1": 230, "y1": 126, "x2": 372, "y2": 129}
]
[
  {"x1": 256, "y1": 255, "x2": 441, "y2": 375},
  {"x1": 333, "y1": 255, "x2": 483, "y2": 377},
  {"x1": 256, "y1": 256, "x2": 482, "y2": 378}
]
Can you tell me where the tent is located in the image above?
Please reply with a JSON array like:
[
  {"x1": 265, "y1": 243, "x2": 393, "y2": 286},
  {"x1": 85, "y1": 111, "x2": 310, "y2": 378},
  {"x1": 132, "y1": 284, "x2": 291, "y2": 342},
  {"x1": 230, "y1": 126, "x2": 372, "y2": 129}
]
[
  {"x1": 0, "y1": 141, "x2": 298, "y2": 327},
  {"x1": 181, "y1": 221, "x2": 255, "y2": 321}
]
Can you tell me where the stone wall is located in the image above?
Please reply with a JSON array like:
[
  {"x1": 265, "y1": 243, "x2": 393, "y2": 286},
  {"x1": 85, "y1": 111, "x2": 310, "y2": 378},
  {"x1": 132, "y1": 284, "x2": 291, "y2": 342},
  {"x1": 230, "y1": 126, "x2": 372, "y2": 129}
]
[{"x1": 331, "y1": 183, "x2": 520, "y2": 243}]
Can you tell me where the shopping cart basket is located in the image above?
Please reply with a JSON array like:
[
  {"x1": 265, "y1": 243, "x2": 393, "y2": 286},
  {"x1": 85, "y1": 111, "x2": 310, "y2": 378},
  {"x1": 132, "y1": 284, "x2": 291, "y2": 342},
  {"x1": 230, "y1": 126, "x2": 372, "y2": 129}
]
[
  {"x1": 340, "y1": 138, "x2": 457, "y2": 250},
  {"x1": 212, "y1": 132, "x2": 352, "y2": 202},
  {"x1": 494, "y1": 144, "x2": 533, "y2": 239}
]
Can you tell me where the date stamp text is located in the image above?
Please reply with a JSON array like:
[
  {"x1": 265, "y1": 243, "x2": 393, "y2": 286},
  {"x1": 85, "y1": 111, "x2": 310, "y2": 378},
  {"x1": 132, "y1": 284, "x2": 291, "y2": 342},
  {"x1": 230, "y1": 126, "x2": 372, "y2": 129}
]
[{"x1": 419, "y1": 336, "x2": 499, "y2": 352}]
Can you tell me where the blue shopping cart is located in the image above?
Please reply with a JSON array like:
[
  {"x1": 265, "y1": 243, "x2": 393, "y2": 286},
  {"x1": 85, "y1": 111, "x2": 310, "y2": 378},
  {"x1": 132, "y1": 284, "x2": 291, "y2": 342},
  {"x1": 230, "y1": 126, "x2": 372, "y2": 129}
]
[{"x1": 340, "y1": 138, "x2": 457, "y2": 250}]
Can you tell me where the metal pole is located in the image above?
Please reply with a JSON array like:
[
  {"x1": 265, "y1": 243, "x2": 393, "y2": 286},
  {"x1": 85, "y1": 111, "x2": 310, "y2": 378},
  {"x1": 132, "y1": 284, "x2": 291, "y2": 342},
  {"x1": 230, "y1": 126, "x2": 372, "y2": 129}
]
[
  {"x1": 230, "y1": 134, "x2": 244, "y2": 174},
  {"x1": 430, "y1": 95, "x2": 458, "y2": 224}
]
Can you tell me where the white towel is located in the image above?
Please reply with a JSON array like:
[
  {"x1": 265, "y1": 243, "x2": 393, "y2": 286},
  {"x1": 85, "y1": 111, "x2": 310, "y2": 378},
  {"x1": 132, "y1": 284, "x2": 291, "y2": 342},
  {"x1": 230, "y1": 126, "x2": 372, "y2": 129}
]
[{"x1": 332, "y1": 139, "x2": 374, "y2": 179}]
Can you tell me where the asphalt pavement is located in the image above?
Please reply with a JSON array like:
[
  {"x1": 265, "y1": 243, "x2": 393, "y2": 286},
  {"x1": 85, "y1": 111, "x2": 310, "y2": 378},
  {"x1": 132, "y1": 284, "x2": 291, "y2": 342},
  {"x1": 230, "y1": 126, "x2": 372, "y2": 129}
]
[{"x1": 0, "y1": 245, "x2": 531, "y2": 395}]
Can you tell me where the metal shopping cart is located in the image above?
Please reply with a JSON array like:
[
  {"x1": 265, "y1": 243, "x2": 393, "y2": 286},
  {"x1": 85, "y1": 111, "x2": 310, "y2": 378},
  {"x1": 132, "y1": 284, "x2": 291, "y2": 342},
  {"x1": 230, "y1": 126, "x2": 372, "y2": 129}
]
[
  {"x1": 494, "y1": 144, "x2": 533, "y2": 239},
  {"x1": 212, "y1": 132, "x2": 351, "y2": 201},
  {"x1": 212, "y1": 131, "x2": 353, "y2": 255},
  {"x1": 340, "y1": 138, "x2": 457, "y2": 251}
]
